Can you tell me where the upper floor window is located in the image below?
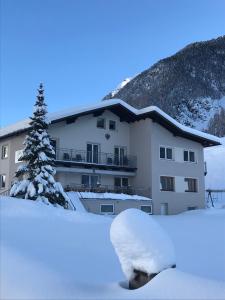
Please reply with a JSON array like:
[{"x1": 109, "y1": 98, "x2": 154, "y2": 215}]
[
  {"x1": 0, "y1": 174, "x2": 6, "y2": 189},
  {"x1": 160, "y1": 146, "x2": 173, "y2": 160},
  {"x1": 15, "y1": 150, "x2": 24, "y2": 163},
  {"x1": 160, "y1": 176, "x2": 175, "y2": 191},
  {"x1": 109, "y1": 120, "x2": 116, "y2": 130},
  {"x1": 184, "y1": 150, "x2": 195, "y2": 162},
  {"x1": 185, "y1": 178, "x2": 198, "y2": 192},
  {"x1": 97, "y1": 118, "x2": 105, "y2": 129},
  {"x1": 1, "y1": 145, "x2": 8, "y2": 159}
]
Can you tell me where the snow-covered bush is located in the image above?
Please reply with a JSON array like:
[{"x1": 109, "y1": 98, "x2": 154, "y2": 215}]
[
  {"x1": 110, "y1": 208, "x2": 176, "y2": 281},
  {"x1": 10, "y1": 84, "x2": 69, "y2": 208}
]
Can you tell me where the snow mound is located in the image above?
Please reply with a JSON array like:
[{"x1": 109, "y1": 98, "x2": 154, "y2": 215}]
[{"x1": 110, "y1": 209, "x2": 176, "y2": 280}]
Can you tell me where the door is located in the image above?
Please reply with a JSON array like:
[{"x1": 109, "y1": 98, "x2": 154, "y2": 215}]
[
  {"x1": 114, "y1": 147, "x2": 126, "y2": 165},
  {"x1": 87, "y1": 143, "x2": 99, "y2": 163},
  {"x1": 160, "y1": 203, "x2": 168, "y2": 215}
]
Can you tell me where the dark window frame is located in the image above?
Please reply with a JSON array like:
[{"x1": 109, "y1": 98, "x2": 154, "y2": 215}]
[
  {"x1": 185, "y1": 178, "x2": 198, "y2": 192},
  {"x1": 184, "y1": 150, "x2": 196, "y2": 163},
  {"x1": 100, "y1": 204, "x2": 114, "y2": 214},
  {"x1": 96, "y1": 118, "x2": 106, "y2": 129},
  {"x1": 160, "y1": 146, "x2": 173, "y2": 160},
  {"x1": 109, "y1": 120, "x2": 116, "y2": 131},
  {"x1": 140, "y1": 205, "x2": 153, "y2": 214},
  {"x1": 0, "y1": 174, "x2": 6, "y2": 189},
  {"x1": 160, "y1": 176, "x2": 175, "y2": 192},
  {"x1": 1, "y1": 145, "x2": 8, "y2": 159},
  {"x1": 81, "y1": 174, "x2": 100, "y2": 187},
  {"x1": 114, "y1": 177, "x2": 129, "y2": 188}
]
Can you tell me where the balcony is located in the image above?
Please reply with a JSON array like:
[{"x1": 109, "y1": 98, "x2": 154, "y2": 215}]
[{"x1": 55, "y1": 148, "x2": 137, "y2": 170}]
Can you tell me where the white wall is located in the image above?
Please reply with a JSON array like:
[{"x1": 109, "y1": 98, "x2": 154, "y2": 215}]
[{"x1": 49, "y1": 110, "x2": 130, "y2": 154}]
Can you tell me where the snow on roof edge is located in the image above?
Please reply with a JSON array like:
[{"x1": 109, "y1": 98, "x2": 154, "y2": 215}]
[
  {"x1": 139, "y1": 105, "x2": 221, "y2": 144},
  {"x1": 0, "y1": 98, "x2": 221, "y2": 145}
]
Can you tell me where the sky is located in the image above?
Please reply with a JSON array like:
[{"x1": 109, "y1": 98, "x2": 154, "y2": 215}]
[{"x1": 1, "y1": 0, "x2": 225, "y2": 127}]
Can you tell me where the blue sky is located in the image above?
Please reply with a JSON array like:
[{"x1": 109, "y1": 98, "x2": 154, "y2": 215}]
[{"x1": 1, "y1": 0, "x2": 225, "y2": 127}]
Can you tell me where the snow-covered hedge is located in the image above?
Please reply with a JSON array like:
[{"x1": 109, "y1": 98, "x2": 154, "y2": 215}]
[{"x1": 110, "y1": 208, "x2": 176, "y2": 280}]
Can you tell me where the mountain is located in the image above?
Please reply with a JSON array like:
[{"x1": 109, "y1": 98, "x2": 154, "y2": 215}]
[{"x1": 103, "y1": 36, "x2": 225, "y2": 136}]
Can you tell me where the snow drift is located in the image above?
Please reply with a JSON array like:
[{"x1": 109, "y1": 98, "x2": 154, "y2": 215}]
[{"x1": 1, "y1": 196, "x2": 225, "y2": 299}]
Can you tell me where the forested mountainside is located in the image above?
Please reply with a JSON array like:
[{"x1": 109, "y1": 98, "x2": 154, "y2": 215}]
[{"x1": 103, "y1": 36, "x2": 225, "y2": 136}]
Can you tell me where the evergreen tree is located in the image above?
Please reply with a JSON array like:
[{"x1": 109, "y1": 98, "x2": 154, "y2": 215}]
[{"x1": 10, "y1": 84, "x2": 69, "y2": 208}]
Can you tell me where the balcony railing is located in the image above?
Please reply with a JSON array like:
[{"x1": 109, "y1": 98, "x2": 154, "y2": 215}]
[
  {"x1": 55, "y1": 148, "x2": 137, "y2": 169},
  {"x1": 64, "y1": 183, "x2": 150, "y2": 197}
]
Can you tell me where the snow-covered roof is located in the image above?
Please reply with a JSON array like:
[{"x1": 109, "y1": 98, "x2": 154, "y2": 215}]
[
  {"x1": 0, "y1": 99, "x2": 221, "y2": 146},
  {"x1": 78, "y1": 192, "x2": 151, "y2": 201}
]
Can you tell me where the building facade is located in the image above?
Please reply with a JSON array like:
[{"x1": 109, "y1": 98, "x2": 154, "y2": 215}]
[{"x1": 0, "y1": 99, "x2": 220, "y2": 214}]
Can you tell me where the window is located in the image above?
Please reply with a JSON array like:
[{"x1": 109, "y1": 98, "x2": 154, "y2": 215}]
[
  {"x1": 81, "y1": 174, "x2": 100, "y2": 187},
  {"x1": 184, "y1": 150, "x2": 195, "y2": 162},
  {"x1": 140, "y1": 205, "x2": 152, "y2": 214},
  {"x1": 15, "y1": 150, "x2": 24, "y2": 163},
  {"x1": 160, "y1": 146, "x2": 173, "y2": 160},
  {"x1": 166, "y1": 148, "x2": 173, "y2": 160},
  {"x1": 187, "y1": 206, "x2": 197, "y2": 211},
  {"x1": 114, "y1": 146, "x2": 127, "y2": 165},
  {"x1": 184, "y1": 150, "x2": 189, "y2": 162},
  {"x1": 114, "y1": 177, "x2": 129, "y2": 187},
  {"x1": 0, "y1": 175, "x2": 6, "y2": 189},
  {"x1": 100, "y1": 204, "x2": 114, "y2": 214},
  {"x1": 109, "y1": 120, "x2": 116, "y2": 130},
  {"x1": 189, "y1": 151, "x2": 195, "y2": 162},
  {"x1": 97, "y1": 118, "x2": 105, "y2": 129},
  {"x1": 2, "y1": 145, "x2": 8, "y2": 159},
  {"x1": 160, "y1": 176, "x2": 175, "y2": 191},
  {"x1": 87, "y1": 143, "x2": 99, "y2": 163},
  {"x1": 160, "y1": 147, "x2": 165, "y2": 159},
  {"x1": 185, "y1": 178, "x2": 198, "y2": 192}
]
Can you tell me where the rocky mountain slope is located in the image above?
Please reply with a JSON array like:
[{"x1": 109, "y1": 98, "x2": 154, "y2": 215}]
[{"x1": 103, "y1": 36, "x2": 225, "y2": 136}]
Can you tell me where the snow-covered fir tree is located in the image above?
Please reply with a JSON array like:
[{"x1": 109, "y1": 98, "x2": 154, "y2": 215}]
[{"x1": 10, "y1": 84, "x2": 69, "y2": 208}]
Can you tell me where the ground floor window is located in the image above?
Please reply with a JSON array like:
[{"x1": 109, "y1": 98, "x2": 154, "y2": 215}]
[
  {"x1": 160, "y1": 176, "x2": 174, "y2": 191},
  {"x1": 187, "y1": 206, "x2": 197, "y2": 210},
  {"x1": 114, "y1": 177, "x2": 129, "y2": 187},
  {"x1": 185, "y1": 178, "x2": 198, "y2": 192},
  {"x1": 81, "y1": 174, "x2": 100, "y2": 187},
  {"x1": 0, "y1": 174, "x2": 6, "y2": 189},
  {"x1": 100, "y1": 204, "x2": 114, "y2": 214},
  {"x1": 140, "y1": 205, "x2": 152, "y2": 214}
]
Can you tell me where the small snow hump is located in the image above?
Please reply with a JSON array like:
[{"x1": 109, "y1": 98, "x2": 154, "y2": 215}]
[{"x1": 110, "y1": 208, "x2": 176, "y2": 288}]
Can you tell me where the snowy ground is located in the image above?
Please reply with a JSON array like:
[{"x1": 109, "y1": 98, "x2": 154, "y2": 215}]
[{"x1": 1, "y1": 196, "x2": 225, "y2": 299}]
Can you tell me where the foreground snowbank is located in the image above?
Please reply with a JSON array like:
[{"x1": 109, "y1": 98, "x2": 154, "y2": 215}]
[
  {"x1": 1, "y1": 196, "x2": 225, "y2": 299},
  {"x1": 110, "y1": 209, "x2": 175, "y2": 280}
]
